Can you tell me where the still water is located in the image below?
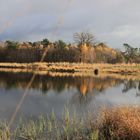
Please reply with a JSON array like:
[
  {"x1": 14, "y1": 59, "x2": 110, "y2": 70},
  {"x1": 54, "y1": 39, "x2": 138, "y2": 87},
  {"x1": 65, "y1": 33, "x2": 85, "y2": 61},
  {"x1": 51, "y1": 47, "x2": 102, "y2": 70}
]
[{"x1": 0, "y1": 72, "x2": 140, "y2": 122}]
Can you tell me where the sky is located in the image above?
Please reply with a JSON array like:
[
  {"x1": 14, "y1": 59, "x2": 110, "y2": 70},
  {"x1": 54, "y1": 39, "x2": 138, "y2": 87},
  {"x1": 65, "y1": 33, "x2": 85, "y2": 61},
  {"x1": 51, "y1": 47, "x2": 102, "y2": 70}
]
[{"x1": 0, "y1": 0, "x2": 140, "y2": 49}]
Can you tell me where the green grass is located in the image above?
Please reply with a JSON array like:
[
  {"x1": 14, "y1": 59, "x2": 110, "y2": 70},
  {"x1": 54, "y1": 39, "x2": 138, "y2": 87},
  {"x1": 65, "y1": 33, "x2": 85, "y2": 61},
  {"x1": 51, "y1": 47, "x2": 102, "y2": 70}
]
[{"x1": 1, "y1": 109, "x2": 98, "y2": 140}]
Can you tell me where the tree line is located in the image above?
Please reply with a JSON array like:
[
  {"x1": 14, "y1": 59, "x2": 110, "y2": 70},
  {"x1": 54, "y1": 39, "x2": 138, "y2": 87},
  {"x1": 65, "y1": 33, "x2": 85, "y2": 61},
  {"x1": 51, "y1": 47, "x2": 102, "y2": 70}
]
[{"x1": 0, "y1": 32, "x2": 140, "y2": 63}]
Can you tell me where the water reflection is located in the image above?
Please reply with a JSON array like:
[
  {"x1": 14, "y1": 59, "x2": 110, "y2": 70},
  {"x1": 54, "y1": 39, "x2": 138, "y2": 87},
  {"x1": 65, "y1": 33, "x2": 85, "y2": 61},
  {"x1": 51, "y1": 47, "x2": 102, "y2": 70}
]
[
  {"x1": 0, "y1": 72, "x2": 123, "y2": 95},
  {"x1": 122, "y1": 80, "x2": 140, "y2": 96},
  {"x1": 1, "y1": 71, "x2": 140, "y2": 99},
  {"x1": 0, "y1": 71, "x2": 140, "y2": 121}
]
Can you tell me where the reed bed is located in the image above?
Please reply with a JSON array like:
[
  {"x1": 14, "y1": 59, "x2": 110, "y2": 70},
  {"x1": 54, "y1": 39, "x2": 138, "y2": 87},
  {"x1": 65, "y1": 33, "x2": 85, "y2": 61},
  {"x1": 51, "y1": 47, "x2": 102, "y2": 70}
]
[
  {"x1": 0, "y1": 65, "x2": 140, "y2": 81},
  {"x1": 1, "y1": 110, "x2": 98, "y2": 140},
  {"x1": 0, "y1": 62, "x2": 140, "y2": 74}
]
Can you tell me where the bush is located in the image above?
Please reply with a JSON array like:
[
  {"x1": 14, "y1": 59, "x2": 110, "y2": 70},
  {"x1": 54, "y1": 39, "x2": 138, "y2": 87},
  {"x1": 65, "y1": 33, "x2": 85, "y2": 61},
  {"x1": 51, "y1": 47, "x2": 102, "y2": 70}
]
[{"x1": 99, "y1": 107, "x2": 140, "y2": 140}]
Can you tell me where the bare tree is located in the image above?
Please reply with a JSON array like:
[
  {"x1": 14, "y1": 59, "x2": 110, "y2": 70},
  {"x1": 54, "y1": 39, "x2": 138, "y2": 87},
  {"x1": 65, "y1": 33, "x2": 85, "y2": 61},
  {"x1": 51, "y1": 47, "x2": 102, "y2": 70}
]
[{"x1": 73, "y1": 32, "x2": 95, "y2": 46}]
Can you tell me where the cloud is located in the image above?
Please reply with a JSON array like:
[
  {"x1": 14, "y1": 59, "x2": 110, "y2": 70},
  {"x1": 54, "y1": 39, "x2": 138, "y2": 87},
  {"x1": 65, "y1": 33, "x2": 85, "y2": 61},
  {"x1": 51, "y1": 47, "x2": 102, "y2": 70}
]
[{"x1": 0, "y1": 0, "x2": 140, "y2": 49}]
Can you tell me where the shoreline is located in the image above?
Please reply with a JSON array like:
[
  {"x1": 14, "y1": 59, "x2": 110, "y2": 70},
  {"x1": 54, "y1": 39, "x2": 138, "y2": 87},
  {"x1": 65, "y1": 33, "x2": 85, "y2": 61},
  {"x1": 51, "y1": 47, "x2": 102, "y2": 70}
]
[
  {"x1": 0, "y1": 67, "x2": 140, "y2": 81},
  {"x1": 0, "y1": 62, "x2": 140, "y2": 74}
]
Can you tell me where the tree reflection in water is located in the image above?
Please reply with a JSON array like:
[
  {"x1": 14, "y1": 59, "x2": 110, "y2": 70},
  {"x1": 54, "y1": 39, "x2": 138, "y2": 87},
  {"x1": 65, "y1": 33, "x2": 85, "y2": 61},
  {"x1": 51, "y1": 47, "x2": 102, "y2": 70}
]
[
  {"x1": 0, "y1": 71, "x2": 140, "y2": 103},
  {"x1": 122, "y1": 80, "x2": 140, "y2": 96},
  {"x1": 0, "y1": 71, "x2": 126, "y2": 104}
]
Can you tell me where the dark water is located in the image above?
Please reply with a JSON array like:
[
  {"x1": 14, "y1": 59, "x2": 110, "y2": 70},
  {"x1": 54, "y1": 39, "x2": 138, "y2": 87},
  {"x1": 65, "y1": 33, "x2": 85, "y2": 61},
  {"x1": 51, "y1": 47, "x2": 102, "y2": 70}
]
[{"x1": 0, "y1": 72, "x2": 140, "y2": 123}]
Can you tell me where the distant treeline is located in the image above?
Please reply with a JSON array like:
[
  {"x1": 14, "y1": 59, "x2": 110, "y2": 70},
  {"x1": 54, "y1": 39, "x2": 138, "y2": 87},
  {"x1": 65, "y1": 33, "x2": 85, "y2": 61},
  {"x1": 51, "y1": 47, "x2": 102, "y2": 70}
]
[
  {"x1": 0, "y1": 47, "x2": 81, "y2": 63},
  {"x1": 0, "y1": 43, "x2": 123, "y2": 63},
  {"x1": 0, "y1": 39, "x2": 81, "y2": 63},
  {"x1": 0, "y1": 32, "x2": 140, "y2": 63}
]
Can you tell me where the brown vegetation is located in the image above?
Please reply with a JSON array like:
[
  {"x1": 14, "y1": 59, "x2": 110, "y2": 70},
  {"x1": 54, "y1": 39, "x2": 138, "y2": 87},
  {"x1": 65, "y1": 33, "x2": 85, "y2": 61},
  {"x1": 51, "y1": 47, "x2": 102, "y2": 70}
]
[
  {"x1": 99, "y1": 107, "x2": 140, "y2": 139},
  {"x1": 0, "y1": 62, "x2": 140, "y2": 75},
  {"x1": 93, "y1": 43, "x2": 124, "y2": 63},
  {"x1": 0, "y1": 39, "x2": 125, "y2": 63}
]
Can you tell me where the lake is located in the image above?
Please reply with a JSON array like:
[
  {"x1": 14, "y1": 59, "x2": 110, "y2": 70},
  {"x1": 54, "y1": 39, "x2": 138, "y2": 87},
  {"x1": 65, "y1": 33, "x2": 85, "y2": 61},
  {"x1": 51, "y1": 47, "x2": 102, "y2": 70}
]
[{"x1": 0, "y1": 71, "x2": 140, "y2": 124}]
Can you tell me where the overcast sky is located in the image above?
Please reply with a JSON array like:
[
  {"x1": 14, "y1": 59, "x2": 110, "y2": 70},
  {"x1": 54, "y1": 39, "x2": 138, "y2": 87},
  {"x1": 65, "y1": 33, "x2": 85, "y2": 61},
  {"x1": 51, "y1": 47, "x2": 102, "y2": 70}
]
[{"x1": 0, "y1": 0, "x2": 140, "y2": 49}]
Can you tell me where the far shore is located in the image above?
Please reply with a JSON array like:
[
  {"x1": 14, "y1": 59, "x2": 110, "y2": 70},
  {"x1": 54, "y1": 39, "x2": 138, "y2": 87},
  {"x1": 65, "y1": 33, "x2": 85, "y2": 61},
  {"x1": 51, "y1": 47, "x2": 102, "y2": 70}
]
[{"x1": 0, "y1": 62, "x2": 140, "y2": 79}]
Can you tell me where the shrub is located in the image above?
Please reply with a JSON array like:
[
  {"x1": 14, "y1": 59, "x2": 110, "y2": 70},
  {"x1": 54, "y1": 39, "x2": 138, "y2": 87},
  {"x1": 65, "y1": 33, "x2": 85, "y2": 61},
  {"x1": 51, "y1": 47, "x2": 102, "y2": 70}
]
[{"x1": 99, "y1": 106, "x2": 140, "y2": 140}]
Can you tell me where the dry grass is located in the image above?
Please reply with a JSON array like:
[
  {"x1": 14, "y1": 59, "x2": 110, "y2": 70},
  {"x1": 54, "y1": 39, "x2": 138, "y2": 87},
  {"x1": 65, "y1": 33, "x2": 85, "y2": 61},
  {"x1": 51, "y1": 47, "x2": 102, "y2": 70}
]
[
  {"x1": 0, "y1": 62, "x2": 140, "y2": 74},
  {"x1": 99, "y1": 106, "x2": 140, "y2": 140},
  {"x1": 0, "y1": 122, "x2": 10, "y2": 140}
]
